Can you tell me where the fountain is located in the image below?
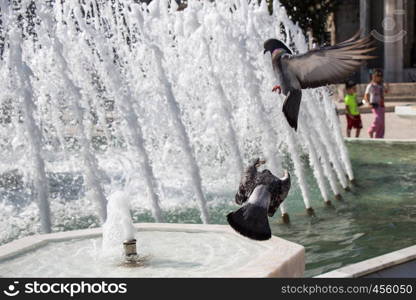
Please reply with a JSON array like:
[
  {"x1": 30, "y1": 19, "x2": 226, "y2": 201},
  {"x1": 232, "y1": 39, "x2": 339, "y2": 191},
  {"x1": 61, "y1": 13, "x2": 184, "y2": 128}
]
[{"x1": 0, "y1": 0, "x2": 361, "y2": 277}]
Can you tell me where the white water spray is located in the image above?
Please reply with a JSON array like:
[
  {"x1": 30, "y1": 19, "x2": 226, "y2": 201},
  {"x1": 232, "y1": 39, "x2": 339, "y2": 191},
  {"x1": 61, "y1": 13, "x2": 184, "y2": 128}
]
[
  {"x1": 0, "y1": 0, "x2": 357, "y2": 239},
  {"x1": 9, "y1": 29, "x2": 52, "y2": 233}
]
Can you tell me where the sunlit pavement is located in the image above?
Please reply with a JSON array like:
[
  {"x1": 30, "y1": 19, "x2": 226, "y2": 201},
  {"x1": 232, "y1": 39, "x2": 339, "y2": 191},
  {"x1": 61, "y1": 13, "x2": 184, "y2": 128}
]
[{"x1": 338, "y1": 111, "x2": 416, "y2": 140}]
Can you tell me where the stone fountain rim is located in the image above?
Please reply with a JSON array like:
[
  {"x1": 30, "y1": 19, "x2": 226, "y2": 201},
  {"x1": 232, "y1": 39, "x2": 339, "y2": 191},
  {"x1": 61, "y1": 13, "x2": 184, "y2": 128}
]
[
  {"x1": 315, "y1": 244, "x2": 416, "y2": 278},
  {"x1": 345, "y1": 138, "x2": 416, "y2": 143},
  {"x1": 0, "y1": 223, "x2": 305, "y2": 278}
]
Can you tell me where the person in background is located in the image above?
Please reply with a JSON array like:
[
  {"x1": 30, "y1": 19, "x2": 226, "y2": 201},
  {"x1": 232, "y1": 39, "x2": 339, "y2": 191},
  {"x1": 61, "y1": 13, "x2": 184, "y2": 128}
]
[
  {"x1": 364, "y1": 69, "x2": 386, "y2": 138},
  {"x1": 344, "y1": 81, "x2": 362, "y2": 138},
  {"x1": 311, "y1": 38, "x2": 318, "y2": 49}
]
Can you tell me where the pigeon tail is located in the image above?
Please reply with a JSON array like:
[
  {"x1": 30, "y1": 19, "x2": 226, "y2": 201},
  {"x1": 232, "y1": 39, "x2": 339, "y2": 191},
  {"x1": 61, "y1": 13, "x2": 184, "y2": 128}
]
[
  {"x1": 282, "y1": 89, "x2": 302, "y2": 131},
  {"x1": 227, "y1": 203, "x2": 271, "y2": 241}
]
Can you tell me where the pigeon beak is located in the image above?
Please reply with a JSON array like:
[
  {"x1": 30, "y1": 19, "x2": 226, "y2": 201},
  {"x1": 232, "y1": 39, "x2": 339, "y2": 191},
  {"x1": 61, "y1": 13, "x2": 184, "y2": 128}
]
[{"x1": 263, "y1": 49, "x2": 267, "y2": 54}]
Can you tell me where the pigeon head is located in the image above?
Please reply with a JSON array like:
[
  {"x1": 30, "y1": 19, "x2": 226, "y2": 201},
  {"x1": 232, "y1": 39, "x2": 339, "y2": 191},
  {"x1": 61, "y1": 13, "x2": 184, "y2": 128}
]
[{"x1": 263, "y1": 39, "x2": 292, "y2": 55}]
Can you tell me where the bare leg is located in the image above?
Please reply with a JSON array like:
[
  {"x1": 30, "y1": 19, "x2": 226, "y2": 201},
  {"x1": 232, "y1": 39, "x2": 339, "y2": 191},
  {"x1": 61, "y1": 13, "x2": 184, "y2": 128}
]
[
  {"x1": 355, "y1": 129, "x2": 361, "y2": 138},
  {"x1": 347, "y1": 129, "x2": 351, "y2": 137}
]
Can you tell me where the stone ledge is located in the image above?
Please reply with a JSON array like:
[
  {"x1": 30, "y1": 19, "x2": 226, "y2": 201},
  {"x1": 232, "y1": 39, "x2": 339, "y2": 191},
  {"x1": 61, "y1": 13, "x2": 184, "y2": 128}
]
[
  {"x1": 344, "y1": 137, "x2": 416, "y2": 143},
  {"x1": 395, "y1": 105, "x2": 416, "y2": 119},
  {"x1": 333, "y1": 83, "x2": 416, "y2": 101},
  {"x1": 316, "y1": 245, "x2": 416, "y2": 278},
  {"x1": 0, "y1": 223, "x2": 305, "y2": 278},
  {"x1": 336, "y1": 105, "x2": 395, "y2": 115},
  {"x1": 0, "y1": 235, "x2": 47, "y2": 261}
]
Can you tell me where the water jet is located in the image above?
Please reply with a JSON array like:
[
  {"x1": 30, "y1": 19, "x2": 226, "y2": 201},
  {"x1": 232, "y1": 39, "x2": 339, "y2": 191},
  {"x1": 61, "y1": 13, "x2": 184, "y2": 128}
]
[{"x1": 0, "y1": 0, "x2": 376, "y2": 278}]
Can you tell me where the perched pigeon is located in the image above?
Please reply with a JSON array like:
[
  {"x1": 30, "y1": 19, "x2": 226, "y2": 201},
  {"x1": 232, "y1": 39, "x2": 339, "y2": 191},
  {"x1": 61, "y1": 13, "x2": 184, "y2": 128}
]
[
  {"x1": 227, "y1": 158, "x2": 291, "y2": 241},
  {"x1": 264, "y1": 32, "x2": 376, "y2": 130}
]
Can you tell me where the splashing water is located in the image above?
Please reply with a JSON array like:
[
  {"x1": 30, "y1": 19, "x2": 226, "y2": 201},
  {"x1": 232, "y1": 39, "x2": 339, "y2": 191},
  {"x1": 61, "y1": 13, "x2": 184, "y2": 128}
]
[{"x1": 0, "y1": 0, "x2": 353, "y2": 244}]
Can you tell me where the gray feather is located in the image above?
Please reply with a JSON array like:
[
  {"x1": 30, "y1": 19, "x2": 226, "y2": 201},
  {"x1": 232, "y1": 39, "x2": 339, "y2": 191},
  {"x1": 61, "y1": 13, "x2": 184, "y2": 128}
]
[
  {"x1": 227, "y1": 185, "x2": 272, "y2": 241},
  {"x1": 234, "y1": 160, "x2": 291, "y2": 217},
  {"x1": 285, "y1": 34, "x2": 376, "y2": 89},
  {"x1": 282, "y1": 90, "x2": 302, "y2": 130}
]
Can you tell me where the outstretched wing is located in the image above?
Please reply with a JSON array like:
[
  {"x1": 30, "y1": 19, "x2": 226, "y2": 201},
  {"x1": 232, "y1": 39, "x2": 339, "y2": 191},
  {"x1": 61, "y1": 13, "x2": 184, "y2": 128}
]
[
  {"x1": 285, "y1": 33, "x2": 376, "y2": 89},
  {"x1": 268, "y1": 170, "x2": 291, "y2": 217},
  {"x1": 235, "y1": 159, "x2": 261, "y2": 205}
]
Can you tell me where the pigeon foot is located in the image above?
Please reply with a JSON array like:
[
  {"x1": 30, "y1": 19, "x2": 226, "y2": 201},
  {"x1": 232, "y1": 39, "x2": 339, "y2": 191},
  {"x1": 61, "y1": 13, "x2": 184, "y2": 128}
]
[{"x1": 272, "y1": 85, "x2": 281, "y2": 94}]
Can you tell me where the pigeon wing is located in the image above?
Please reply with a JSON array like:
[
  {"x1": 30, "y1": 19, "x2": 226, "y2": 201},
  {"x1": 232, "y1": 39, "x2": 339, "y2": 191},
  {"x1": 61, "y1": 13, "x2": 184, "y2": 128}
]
[
  {"x1": 268, "y1": 171, "x2": 291, "y2": 217},
  {"x1": 234, "y1": 160, "x2": 259, "y2": 205},
  {"x1": 285, "y1": 34, "x2": 376, "y2": 89}
]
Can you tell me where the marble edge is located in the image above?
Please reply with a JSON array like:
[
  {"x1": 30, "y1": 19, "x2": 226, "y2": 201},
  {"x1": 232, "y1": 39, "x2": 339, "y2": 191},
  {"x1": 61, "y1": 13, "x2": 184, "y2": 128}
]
[
  {"x1": 316, "y1": 244, "x2": 416, "y2": 278},
  {"x1": 0, "y1": 223, "x2": 305, "y2": 278},
  {"x1": 224, "y1": 236, "x2": 305, "y2": 278},
  {"x1": 132, "y1": 223, "x2": 232, "y2": 233},
  {"x1": 344, "y1": 138, "x2": 416, "y2": 143},
  {"x1": 0, "y1": 235, "x2": 47, "y2": 261}
]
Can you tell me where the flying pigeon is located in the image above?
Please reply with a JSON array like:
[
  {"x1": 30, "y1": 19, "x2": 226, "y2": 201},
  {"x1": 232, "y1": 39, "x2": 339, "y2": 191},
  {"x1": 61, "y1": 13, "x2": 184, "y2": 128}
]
[
  {"x1": 264, "y1": 32, "x2": 376, "y2": 130},
  {"x1": 227, "y1": 158, "x2": 291, "y2": 241}
]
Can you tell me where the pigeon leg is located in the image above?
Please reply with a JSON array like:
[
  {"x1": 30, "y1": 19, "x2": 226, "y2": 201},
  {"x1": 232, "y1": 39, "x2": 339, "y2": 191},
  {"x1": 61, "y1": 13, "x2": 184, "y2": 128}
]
[{"x1": 272, "y1": 85, "x2": 281, "y2": 94}]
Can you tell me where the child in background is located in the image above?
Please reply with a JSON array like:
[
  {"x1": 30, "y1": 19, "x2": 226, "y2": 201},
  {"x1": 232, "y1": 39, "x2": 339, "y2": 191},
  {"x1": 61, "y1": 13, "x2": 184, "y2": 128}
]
[
  {"x1": 344, "y1": 81, "x2": 362, "y2": 138},
  {"x1": 364, "y1": 69, "x2": 385, "y2": 138}
]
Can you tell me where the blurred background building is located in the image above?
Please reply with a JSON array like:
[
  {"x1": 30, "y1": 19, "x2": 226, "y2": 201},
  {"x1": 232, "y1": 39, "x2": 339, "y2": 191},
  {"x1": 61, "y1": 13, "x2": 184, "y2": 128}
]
[
  {"x1": 168, "y1": 0, "x2": 416, "y2": 83},
  {"x1": 331, "y1": 0, "x2": 415, "y2": 83}
]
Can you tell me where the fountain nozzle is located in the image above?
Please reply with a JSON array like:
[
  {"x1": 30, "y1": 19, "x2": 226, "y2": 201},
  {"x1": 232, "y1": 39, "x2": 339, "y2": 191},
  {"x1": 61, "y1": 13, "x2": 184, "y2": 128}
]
[{"x1": 123, "y1": 239, "x2": 138, "y2": 263}]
